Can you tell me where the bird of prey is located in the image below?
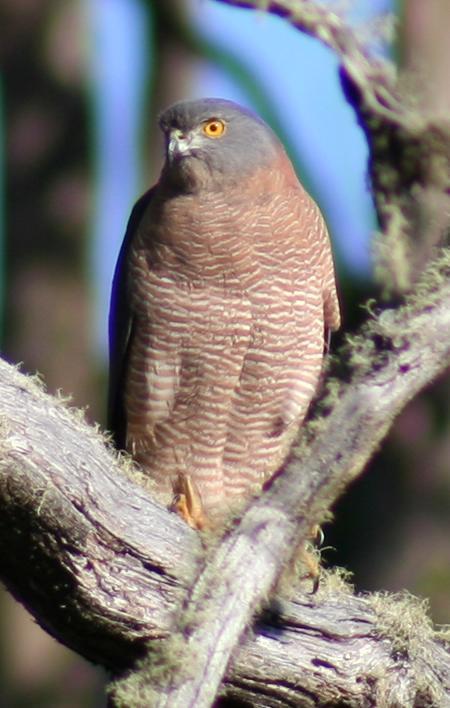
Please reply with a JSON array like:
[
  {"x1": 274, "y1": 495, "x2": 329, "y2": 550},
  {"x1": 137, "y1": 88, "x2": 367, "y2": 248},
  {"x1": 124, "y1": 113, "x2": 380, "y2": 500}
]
[{"x1": 108, "y1": 98, "x2": 340, "y2": 530}]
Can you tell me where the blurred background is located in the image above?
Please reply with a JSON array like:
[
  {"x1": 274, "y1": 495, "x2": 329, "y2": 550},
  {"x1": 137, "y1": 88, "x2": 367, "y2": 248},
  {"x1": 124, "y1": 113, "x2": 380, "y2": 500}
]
[{"x1": 0, "y1": 0, "x2": 448, "y2": 705}]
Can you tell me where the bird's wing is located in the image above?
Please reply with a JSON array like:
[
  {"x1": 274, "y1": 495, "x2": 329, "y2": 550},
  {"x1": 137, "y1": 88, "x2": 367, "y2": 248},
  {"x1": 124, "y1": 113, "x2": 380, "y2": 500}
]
[
  {"x1": 283, "y1": 166, "x2": 341, "y2": 337},
  {"x1": 321, "y1": 230, "x2": 341, "y2": 334},
  {"x1": 107, "y1": 188, "x2": 155, "y2": 448},
  {"x1": 315, "y1": 213, "x2": 341, "y2": 335}
]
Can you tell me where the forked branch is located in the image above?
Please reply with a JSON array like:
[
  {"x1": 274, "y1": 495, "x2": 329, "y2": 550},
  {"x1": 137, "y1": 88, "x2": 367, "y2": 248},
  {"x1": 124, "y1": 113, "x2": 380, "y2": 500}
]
[
  {"x1": 0, "y1": 259, "x2": 449, "y2": 705},
  {"x1": 1, "y1": 1, "x2": 449, "y2": 706}
]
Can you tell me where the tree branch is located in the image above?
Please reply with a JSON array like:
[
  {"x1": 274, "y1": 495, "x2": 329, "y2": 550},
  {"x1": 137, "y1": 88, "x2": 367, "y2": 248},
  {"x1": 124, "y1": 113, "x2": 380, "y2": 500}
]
[
  {"x1": 1, "y1": 2, "x2": 449, "y2": 706},
  {"x1": 1, "y1": 256, "x2": 449, "y2": 705}
]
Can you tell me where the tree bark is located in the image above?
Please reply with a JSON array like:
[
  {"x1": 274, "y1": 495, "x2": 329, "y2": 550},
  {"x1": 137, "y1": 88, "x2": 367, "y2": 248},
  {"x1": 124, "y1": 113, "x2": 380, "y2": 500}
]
[
  {"x1": 1, "y1": 1, "x2": 449, "y2": 706},
  {"x1": 0, "y1": 259, "x2": 449, "y2": 705}
]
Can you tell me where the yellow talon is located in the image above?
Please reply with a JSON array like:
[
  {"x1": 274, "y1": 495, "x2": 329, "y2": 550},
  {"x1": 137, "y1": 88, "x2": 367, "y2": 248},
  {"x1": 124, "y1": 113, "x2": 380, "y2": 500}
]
[{"x1": 170, "y1": 474, "x2": 210, "y2": 530}]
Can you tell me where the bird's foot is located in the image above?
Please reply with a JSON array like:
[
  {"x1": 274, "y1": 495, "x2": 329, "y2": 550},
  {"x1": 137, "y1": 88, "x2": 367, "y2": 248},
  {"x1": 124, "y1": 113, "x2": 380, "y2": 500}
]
[
  {"x1": 170, "y1": 474, "x2": 209, "y2": 530},
  {"x1": 300, "y1": 525, "x2": 324, "y2": 593},
  {"x1": 299, "y1": 546, "x2": 320, "y2": 594}
]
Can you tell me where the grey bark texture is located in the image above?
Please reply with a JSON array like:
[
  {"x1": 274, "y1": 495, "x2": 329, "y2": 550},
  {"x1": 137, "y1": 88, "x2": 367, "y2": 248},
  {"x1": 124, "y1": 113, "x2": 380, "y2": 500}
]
[
  {"x1": 1, "y1": 1, "x2": 449, "y2": 706},
  {"x1": 0, "y1": 263, "x2": 449, "y2": 705}
]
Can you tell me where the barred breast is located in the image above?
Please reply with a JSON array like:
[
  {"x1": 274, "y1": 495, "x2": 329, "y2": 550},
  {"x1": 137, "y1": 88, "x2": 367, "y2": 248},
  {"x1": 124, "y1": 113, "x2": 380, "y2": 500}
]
[{"x1": 123, "y1": 159, "x2": 339, "y2": 520}]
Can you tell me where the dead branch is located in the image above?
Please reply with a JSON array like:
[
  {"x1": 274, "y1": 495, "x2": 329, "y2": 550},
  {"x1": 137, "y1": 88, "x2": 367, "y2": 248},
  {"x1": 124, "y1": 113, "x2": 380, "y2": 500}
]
[
  {"x1": 1, "y1": 2, "x2": 449, "y2": 706},
  {"x1": 0, "y1": 259, "x2": 449, "y2": 705}
]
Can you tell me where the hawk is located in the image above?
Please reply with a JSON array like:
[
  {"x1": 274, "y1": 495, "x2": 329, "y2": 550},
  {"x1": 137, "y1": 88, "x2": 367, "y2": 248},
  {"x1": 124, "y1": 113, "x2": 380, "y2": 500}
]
[{"x1": 108, "y1": 98, "x2": 340, "y2": 529}]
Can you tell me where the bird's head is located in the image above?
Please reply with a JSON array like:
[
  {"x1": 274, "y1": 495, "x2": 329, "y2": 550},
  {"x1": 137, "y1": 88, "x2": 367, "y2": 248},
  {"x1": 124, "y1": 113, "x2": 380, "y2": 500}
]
[{"x1": 158, "y1": 98, "x2": 281, "y2": 192}]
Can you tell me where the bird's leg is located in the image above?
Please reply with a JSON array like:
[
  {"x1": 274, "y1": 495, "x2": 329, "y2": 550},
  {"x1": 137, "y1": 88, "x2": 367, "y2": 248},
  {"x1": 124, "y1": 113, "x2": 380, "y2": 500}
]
[
  {"x1": 299, "y1": 547, "x2": 320, "y2": 594},
  {"x1": 170, "y1": 473, "x2": 210, "y2": 530},
  {"x1": 298, "y1": 525, "x2": 324, "y2": 593},
  {"x1": 275, "y1": 523, "x2": 323, "y2": 597}
]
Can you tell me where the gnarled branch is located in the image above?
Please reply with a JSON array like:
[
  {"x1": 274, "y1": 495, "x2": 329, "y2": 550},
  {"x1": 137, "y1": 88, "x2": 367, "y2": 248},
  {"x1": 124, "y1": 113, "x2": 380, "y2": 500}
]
[
  {"x1": 1, "y1": 258, "x2": 449, "y2": 706},
  {"x1": 1, "y1": 2, "x2": 449, "y2": 706}
]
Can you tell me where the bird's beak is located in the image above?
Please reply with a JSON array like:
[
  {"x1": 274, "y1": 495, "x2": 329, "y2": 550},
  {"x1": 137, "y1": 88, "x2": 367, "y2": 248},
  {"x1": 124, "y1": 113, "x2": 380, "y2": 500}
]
[{"x1": 168, "y1": 130, "x2": 192, "y2": 161}]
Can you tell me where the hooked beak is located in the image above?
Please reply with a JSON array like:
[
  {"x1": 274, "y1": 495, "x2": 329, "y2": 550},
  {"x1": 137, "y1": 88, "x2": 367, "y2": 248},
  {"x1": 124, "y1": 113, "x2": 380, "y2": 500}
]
[{"x1": 167, "y1": 129, "x2": 192, "y2": 161}]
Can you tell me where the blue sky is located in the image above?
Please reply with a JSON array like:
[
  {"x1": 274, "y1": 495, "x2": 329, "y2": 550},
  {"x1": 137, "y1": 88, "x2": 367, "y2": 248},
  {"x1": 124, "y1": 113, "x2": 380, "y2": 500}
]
[{"x1": 90, "y1": 0, "x2": 393, "y2": 356}]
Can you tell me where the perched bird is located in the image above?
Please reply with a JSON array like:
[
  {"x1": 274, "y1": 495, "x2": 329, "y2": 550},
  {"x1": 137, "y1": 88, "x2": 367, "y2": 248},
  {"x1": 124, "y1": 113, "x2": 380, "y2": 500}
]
[{"x1": 108, "y1": 98, "x2": 340, "y2": 530}]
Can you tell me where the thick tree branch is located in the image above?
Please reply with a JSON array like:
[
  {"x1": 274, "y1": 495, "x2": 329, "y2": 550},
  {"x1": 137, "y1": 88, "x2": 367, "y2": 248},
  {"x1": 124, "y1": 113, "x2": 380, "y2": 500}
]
[
  {"x1": 1, "y1": 2, "x2": 449, "y2": 706},
  {"x1": 0, "y1": 258, "x2": 449, "y2": 705}
]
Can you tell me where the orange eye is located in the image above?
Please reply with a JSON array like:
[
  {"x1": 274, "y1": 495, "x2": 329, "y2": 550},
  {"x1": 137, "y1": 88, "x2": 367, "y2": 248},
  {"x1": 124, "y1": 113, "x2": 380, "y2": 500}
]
[{"x1": 202, "y1": 118, "x2": 226, "y2": 138}]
